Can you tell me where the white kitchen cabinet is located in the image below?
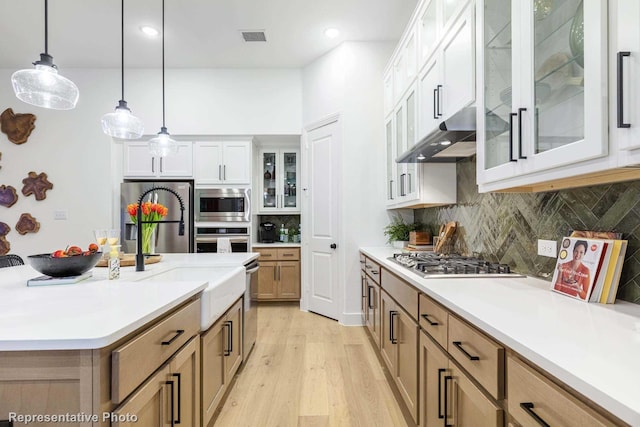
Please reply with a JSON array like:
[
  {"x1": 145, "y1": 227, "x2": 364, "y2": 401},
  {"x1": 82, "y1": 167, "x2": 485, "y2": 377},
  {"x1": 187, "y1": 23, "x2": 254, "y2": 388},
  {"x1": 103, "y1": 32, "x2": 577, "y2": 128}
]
[
  {"x1": 257, "y1": 148, "x2": 300, "y2": 213},
  {"x1": 477, "y1": 0, "x2": 610, "y2": 192},
  {"x1": 123, "y1": 141, "x2": 193, "y2": 178},
  {"x1": 193, "y1": 140, "x2": 252, "y2": 186}
]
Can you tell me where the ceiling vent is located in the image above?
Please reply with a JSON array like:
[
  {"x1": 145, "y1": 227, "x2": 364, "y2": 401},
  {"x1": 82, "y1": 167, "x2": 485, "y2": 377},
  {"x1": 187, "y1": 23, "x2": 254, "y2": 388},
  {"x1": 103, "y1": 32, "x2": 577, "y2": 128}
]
[{"x1": 241, "y1": 30, "x2": 267, "y2": 42}]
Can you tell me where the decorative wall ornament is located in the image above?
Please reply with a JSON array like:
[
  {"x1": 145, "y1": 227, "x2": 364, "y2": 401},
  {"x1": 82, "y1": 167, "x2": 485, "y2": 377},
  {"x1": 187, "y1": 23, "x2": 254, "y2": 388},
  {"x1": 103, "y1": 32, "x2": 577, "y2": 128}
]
[
  {"x1": 0, "y1": 185, "x2": 18, "y2": 207},
  {"x1": 0, "y1": 222, "x2": 11, "y2": 255},
  {"x1": 22, "y1": 171, "x2": 53, "y2": 200},
  {"x1": 0, "y1": 108, "x2": 36, "y2": 144},
  {"x1": 16, "y1": 213, "x2": 40, "y2": 235}
]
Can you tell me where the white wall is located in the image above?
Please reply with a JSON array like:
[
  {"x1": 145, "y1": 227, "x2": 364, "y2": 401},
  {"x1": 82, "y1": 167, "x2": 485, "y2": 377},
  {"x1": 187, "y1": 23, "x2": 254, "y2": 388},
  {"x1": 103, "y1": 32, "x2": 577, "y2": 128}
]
[
  {"x1": 302, "y1": 41, "x2": 395, "y2": 325},
  {"x1": 0, "y1": 67, "x2": 302, "y2": 259}
]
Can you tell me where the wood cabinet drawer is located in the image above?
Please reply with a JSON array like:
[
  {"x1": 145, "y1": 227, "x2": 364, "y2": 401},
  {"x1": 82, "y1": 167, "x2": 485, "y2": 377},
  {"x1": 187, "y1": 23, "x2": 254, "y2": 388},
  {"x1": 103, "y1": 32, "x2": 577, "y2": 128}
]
[
  {"x1": 381, "y1": 268, "x2": 418, "y2": 321},
  {"x1": 277, "y1": 248, "x2": 300, "y2": 260},
  {"x1": 258, "y1": 249, "x2": 278, "y2": 260},
  {"x1": 112, "y1": 298, "x2": 201, "y2": 404},
  {"x1": 447, "y1": 314, "x2": 504, "y2": 400},
  {"x1": 507, "y1": 355, "x2": 618, "y2": 427},
  {"x1": 418, "y1": 293, "x2": 448, "y2": 349},
  {"x1": 360, "y1": 253, "x2": 366, "y2": 271},
  {"x1": 364, "y1": 257, "x2": 381, "y2": 284}
]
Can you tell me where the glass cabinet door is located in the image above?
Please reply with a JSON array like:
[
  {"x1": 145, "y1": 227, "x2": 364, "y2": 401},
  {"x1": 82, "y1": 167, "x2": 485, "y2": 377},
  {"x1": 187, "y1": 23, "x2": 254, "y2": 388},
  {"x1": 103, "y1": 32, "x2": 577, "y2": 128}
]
[
  {"x1": 405, "y1": 90, "x2": 418, "y2": 198},
  {"x1": 282, "y1": 152, "x2": 298, "y2": 209},
  {"x1": 395, "y1": 105, "x2": 405, "y2": 198},
  {"x1": 483, "y1": 0, "x2": 513, "y2": 170},
  {"x1": 386, "y1": 118, "x2": 395, "y2": 202},
  {"x1": 261, "y1": 152, "x2": 277, "y2": 209}
]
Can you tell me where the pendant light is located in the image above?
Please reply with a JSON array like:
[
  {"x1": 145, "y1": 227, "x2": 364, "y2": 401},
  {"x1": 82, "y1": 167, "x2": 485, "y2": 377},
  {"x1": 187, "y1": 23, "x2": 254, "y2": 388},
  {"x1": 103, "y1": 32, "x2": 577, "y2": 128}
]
[
  {"x1": 148, "y1": 0, "x2": 178, "y2": 157},
  {"x1": 101, "y1": 0, "x2": 144, "y2": 139},
  {"x1": 11, "y1": 0, "x2": 79, "y2": 110}
]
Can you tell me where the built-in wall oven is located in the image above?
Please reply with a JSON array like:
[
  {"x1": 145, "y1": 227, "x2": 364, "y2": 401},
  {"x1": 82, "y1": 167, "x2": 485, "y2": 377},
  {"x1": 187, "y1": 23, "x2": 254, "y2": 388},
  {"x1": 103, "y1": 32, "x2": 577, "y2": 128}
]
[
  {"x1": 195, "y1": 188, "x2": 250, "y2": 222},
  {"x1": 194, "y1": 224, "x2": 250, "y2": 253}
]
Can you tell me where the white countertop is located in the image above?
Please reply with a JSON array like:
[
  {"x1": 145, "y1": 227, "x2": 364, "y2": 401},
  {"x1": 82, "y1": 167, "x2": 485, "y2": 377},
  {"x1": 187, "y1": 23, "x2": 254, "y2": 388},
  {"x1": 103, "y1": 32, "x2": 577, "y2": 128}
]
[
  {"x1": 360, "y1": 247, "x2": 640, "y2": 426},
  {"x1": 0, "y1": 252, "x2": 259, "y2": 352}
]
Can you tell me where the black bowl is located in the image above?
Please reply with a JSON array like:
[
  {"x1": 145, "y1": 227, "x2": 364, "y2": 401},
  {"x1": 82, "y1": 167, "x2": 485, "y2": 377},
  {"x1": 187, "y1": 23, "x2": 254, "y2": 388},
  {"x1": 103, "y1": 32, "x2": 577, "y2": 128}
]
[{"x1": 27, "y1": 252, "x2": 103, "y2": 277}]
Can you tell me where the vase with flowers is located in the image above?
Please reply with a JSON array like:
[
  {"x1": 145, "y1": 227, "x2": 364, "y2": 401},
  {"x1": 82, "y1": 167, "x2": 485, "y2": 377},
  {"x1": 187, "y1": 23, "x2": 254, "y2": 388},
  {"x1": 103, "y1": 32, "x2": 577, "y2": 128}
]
[{"x1": 127, "y1": 200, "x2": 168, "y2": 254}]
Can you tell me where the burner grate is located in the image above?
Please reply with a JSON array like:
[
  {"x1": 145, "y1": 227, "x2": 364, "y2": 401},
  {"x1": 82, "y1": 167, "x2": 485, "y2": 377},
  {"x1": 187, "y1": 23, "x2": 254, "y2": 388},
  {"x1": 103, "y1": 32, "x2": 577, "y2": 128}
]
[{"x1": 389, "y1": 252, "x2": 522, "y2": 278}]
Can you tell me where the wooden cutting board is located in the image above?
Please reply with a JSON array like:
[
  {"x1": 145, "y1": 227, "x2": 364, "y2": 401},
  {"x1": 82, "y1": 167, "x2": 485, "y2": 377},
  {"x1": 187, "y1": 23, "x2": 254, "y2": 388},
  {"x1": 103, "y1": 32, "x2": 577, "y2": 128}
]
[
  {"x1": 96, "y1": 254, "x2": 162, "y2": 267},
  {"x1": 434, "y1": 221, "x2": 457, "y2": 253}
]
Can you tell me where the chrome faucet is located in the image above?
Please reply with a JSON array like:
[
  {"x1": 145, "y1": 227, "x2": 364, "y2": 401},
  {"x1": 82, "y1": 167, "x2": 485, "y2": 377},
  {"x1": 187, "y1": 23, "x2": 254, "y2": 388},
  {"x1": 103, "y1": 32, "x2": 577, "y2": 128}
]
[{"x1": 135, "y1": 186, "x2": 185, "y2": 271}]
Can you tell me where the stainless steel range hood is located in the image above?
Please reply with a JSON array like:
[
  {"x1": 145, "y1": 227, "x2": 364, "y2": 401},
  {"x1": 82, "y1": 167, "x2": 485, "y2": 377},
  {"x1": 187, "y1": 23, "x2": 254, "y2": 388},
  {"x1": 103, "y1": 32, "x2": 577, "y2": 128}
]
[{"x1": 396, "y1": 106, "x2": 508, "y2": 163}]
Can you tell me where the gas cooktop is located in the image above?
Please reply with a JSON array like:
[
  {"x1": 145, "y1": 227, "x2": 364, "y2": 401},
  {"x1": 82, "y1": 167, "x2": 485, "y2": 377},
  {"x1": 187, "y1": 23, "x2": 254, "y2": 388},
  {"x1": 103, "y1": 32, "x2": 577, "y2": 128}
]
[{"x1": 388, "y1": 252, "x2": 525, "y2": 279}]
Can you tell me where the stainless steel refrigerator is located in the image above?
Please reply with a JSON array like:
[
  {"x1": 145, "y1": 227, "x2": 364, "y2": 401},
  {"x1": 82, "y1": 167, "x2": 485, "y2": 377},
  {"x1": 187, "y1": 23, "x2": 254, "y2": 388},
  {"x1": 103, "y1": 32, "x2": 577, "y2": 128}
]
[{"x1": 120, "y1": 181, "x2": 193, "y2": 254}]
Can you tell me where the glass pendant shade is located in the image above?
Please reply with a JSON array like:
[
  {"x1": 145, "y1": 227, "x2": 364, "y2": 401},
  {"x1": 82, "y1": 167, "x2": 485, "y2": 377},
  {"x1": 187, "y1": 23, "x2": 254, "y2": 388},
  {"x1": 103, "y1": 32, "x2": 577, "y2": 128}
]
[
  {"x1": 101, "y1": 101, "x2": 144, "y2": 139},
  {"x1": 148, "y1": 127, "x2": 178, "y2": 157},
  {"x1": 11, "y1": 58, "x2": 79, "y2": 110}
]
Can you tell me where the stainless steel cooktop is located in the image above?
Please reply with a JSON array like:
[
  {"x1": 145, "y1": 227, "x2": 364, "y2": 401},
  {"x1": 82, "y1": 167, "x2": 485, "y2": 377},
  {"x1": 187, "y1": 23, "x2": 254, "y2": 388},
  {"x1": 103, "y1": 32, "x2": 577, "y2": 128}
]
[{"x1": 388, "y1": 252, "x2": 525, "y2": 279}]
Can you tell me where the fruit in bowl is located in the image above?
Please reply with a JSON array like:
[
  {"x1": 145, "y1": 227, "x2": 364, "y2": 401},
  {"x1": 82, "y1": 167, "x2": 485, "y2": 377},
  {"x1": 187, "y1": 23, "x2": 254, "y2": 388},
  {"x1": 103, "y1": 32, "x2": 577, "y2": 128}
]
[{"x1": 28, "y1": 244, "x2": 102, "y2": 277}]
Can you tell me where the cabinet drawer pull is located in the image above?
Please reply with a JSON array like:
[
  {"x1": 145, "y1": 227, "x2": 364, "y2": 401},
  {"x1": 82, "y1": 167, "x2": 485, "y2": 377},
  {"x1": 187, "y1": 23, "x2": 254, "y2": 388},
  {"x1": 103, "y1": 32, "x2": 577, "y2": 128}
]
[
  {"x1": 166, "y1": 380, "x2": 175, "y2": 427},
  {"x1": 518, "y1": 107, "x2": 527, "y2": 159},
  {"x1": 618, "y1": 51, "x2": 631, "y2": 128},
  {"x1": 438, "y1": 368, "x2": 446, "y2": 419},
  {"x1": 161, "y1": 329, "x2": 185, "y2": 346},
  {"x1": 436, "y1": 84, "x2": 443, "y2": 117},
  {"x1": 367, "y1": 285, "x2": 374, "y2": 309},
  {"x1": 389, "y1": 311, "x2": 398, "y2": 344},
  {"x1": 370, "y1": 270, "x2": 379, "y2": 275},
  {"x1": 282, "y1": 253, "x2": 294, "y2": 257},
  {"x1": 359, "y1": 260, "x2": 366, "y2": 264},
  {"x1": 520, "y1": 402, "x2": 550, "y2": 427},
  {"x1": 224, "y1": 321, "x2": 232, "y2": 356},
  {"x1": 443, "y1": 375, "x2": 452, "y2": 427},
  {"x1": 452, "y1": 341, "x2": 479, "y2": 360},
  {"x1": 389, "y1": 180, "x2": 394, "y2": 200},
  {"x1": 218, "y1": 165, "x2": 222, "y2": 180},
  {"x1": 172, "y1": 373, "x2": 182, "y2": 424},
  {"x1": 421, "y1": 313, "x2": 439, "y2": 326},
  {"x1": 152, "y1": 158, "x2": 155, "y2": 173},
  {"x1": 433, "y1": 88, "x2": 438, "y2": 119},
  {"x1": 160, "y1": 157, "x2": 164, "y2": 173}
]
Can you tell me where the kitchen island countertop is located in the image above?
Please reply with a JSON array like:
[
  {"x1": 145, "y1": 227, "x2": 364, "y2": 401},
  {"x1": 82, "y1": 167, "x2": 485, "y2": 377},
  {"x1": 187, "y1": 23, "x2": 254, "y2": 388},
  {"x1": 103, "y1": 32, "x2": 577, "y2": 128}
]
[
  {"x1": 361, "y1": 246, "x2": 640, "y2": 426},
  {"x1": 0, "y1": 252, "x2": 259, "y2": 351}
]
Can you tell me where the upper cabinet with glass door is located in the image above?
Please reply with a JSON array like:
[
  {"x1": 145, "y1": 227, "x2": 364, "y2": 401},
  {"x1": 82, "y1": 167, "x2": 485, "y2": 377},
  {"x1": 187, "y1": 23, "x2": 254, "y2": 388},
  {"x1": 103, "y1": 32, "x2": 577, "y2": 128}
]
[
  {"x1": 477, "y1": 0, "x2": 609, "y2": 191},
  {"x1": 258, "y1": 148, "x2": 300, "y2": 213}
]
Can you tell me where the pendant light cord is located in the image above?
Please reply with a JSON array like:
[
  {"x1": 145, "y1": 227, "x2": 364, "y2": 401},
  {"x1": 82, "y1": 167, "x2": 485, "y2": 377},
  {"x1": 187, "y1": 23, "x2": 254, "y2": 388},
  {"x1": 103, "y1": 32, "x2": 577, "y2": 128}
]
[
  {"x1": 161, "y1": 0, "x2": 166, "y2": 129},
  {"x1": 120, "y1": 0, "x2": 125, "y2": 101},
  {"x1": 44, "y1": 0, "x2": 48, "y2": 54}
]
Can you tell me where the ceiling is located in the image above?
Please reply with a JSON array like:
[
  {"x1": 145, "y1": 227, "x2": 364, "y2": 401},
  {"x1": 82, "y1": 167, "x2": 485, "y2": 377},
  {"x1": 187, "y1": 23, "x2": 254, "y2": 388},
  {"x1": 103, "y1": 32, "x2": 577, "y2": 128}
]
[{"x1": 0, "y1": 0, "x2": 418, "y2": 69}]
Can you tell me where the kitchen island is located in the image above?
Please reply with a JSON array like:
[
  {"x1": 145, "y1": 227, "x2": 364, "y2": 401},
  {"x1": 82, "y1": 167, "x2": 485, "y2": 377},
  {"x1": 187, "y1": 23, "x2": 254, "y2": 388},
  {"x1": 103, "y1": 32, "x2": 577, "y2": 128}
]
[
  {"x1": 361, "y1": 247, "x2": 640, "y2": 426},
  {"x1": 0, "y1": 252, "x2": 258, "y2": 426}
]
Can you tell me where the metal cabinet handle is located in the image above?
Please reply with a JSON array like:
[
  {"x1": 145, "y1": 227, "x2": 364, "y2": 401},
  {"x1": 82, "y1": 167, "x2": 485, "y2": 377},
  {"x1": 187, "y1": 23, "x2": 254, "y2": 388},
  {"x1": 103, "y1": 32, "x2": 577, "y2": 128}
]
[
  {"x1": 509, "y1": 112, "x2": 517, "y2": 162},
  {"x1": 367, "y1": 285, "x2": 374, "y2": 309},
  {"x1": 152, "y1": 158, "x2": 155, "y2": 173},
  {"x1": 518, "y1": 107, "x2": 527, "y2": 159},
  {"x1": 520, "y1": 402, "x2": 550, "y2": 427},
  {"x1": 400, "y1": 173, "x2": 406, "y2": 196},
  {"x1": 421, "y1": 313, "x2": 439, "y2": 326},
  {"x1": 370, "y1": 270, "x2": 379, "y2": 275},
  {"x1": 171, "y1": 373, "x2": 182, "y2": 424},
  {"x1": 618, "y1": 51, "x2": 631, "y2": 128},
  {"x1": 161, "y1": 329, "x2": 184, "y2": 346},
  {"x1": 433, "y1": 88, "x2": 438, "y2": 119},
  {"x1": 452, "y1": 341, "x2": 480, "y2": 361},
  {"x1": 166, "y1": 380, "x2": 175, "y2": 427},
  {"x1": 389, "y1": 180, "x2": 394, "y2": 200},
  {"x1": 218, "y1": 165, "x2": 222, "y2": 180},
  {"x1": 436, "y1": 84, "x2": 443, "y2": 117},
  {"x1": 389, "y1": 311, "x2": 398, "y2": 344},
  {"x1": 443, "y1": 375, "x2": 452, "y2": 427},
  {"x1": 160, "y1": 157, "x2": 163, "y2": 173},
  {"x1": 223, "y1": 165, "x2": 226, "y2": 180},
  {"x1": 224, "y1": 321, "x2": 232, "y2": 356},
  {"x1": 359, "y1": 260, "x2": 366, "y2": 264},
  {"x1": 438, "y1": 368, "x2": 446, "y2": 419},
  {"x1": 407, "y1": 173, "x2": 411, "y2": 194}
]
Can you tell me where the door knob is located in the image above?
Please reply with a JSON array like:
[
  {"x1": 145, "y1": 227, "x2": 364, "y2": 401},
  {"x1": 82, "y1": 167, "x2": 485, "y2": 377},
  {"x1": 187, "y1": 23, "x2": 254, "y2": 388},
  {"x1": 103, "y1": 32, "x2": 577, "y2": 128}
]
[{"x1": 330, "y1": 243, "x2": 337, "y2": 249}]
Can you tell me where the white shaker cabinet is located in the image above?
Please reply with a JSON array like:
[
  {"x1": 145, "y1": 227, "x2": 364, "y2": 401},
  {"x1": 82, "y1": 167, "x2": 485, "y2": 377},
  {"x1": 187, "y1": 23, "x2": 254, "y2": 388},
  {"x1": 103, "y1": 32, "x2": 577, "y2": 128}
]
[
  {"x1": 123, "y1": 141, "x2": 193, "y2": 178},
  {"x1": 477, "y1": 0, "x2": 609, "y2": 192},
  {"x1": 257, "y1": 148, "x2": 300, "y2": 213},
  {"x1": 193, "y1": 140, "x2": 252, "y2": 186}
]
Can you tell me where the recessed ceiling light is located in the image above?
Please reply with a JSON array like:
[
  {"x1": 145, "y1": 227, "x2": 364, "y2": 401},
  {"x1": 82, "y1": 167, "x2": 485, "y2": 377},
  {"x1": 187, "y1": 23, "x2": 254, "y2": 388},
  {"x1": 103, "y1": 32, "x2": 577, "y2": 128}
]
[
  {"x1": 140, "y1": 26, "x2": 159, "y2": 37},
  {"x1": 324, "y1": 28, "x2": 340, "y2": 38},
  {"x1": 417, "y1": 154, "x2": 426, "y2": 160},
  {"x1": 440, "y1": 140, "x2": 452, "y2": 146}
]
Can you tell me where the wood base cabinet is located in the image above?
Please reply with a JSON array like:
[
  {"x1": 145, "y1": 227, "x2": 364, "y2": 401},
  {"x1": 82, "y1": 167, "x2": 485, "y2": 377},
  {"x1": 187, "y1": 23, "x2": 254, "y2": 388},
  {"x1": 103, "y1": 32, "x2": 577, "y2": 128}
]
[
  {"x1": 256, "y1": 248, "x2": 301, "y2": 301},
  {"x1": 364, "y1": 275, "x2": 381, "y2": 349},
  {"x1": 419, "y1": 331, "x2": 503, "y2": 427},
  {"x1": 201, "y1": 298, "x2": 243, "y2": 427}
]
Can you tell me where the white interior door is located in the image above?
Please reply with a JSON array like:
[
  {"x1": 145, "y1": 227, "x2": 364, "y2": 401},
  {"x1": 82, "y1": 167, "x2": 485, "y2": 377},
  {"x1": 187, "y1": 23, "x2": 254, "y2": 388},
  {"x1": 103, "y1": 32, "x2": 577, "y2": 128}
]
[{"x1": 303, "y1": 117, "x2": 340, "y2": 321}]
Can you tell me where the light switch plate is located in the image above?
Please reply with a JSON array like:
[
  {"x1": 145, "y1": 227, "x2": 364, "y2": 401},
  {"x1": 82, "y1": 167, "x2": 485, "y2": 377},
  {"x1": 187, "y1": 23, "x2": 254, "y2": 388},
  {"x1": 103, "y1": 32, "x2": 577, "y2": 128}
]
[{"x1": 537, "y1": 239, "x2": 557, "y2": 257}]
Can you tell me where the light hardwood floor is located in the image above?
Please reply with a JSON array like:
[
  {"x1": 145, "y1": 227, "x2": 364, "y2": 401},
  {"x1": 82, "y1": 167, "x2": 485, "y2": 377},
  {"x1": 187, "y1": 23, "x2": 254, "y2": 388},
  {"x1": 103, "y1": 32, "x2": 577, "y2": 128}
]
[{"x1": 213, "y1": 302, "x2": 409, "y2": 427}]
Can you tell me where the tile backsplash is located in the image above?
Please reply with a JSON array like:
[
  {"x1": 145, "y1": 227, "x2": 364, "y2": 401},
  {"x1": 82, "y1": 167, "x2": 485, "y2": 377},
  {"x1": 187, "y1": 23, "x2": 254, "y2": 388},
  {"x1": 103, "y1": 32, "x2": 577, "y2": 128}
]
[{"x1": 414, "y1": 158, "x2": 640, "y2": 304}]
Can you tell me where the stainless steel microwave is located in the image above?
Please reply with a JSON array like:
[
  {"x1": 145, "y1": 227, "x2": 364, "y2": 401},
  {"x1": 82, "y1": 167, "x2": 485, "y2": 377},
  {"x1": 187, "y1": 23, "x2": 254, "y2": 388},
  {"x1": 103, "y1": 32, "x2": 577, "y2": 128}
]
[{"x1": 195, "y1": 188, "x2": 251, "y2": 222}]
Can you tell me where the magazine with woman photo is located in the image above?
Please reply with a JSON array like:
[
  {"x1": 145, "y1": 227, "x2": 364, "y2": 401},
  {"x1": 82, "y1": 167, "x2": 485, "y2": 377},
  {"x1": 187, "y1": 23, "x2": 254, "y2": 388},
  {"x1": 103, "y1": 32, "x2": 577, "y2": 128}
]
[{"x1": 551, "y1": 237, "x2": 606, "y2": 301}]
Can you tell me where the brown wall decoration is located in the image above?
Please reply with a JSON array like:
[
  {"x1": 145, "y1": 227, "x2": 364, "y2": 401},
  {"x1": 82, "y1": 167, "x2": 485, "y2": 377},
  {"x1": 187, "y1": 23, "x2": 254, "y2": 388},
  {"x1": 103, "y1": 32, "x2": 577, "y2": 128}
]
[
  {"x1": 22, "y1": 171, "x2": 53, "y2": 200},
  {"x1": 0, "y1": 222, "x2": 10, "y2": 255},
  {"x1": 16, "y1": 213, "x2": 39, "y2": 235},
  {"x1": 1, "y1": 108, "x2": 36, "y2": 144}
]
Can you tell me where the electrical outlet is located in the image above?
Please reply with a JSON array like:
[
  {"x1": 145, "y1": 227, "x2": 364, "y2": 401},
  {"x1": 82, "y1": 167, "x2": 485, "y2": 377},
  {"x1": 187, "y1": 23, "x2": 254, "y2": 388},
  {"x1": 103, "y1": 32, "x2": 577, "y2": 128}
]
[
  {"x1": 53, "y1": 210, "x2": 68, "y2": 220},
  {"x1": 537, "y1": 239, "x2": 557, "y2": 258}
]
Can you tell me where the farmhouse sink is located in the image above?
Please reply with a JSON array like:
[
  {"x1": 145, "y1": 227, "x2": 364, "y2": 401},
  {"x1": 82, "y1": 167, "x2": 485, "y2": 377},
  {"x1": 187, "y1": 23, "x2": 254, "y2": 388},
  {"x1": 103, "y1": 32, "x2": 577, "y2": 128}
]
[{"x1": 140, "y1": 266, "x2": 245, "y2": 330}]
